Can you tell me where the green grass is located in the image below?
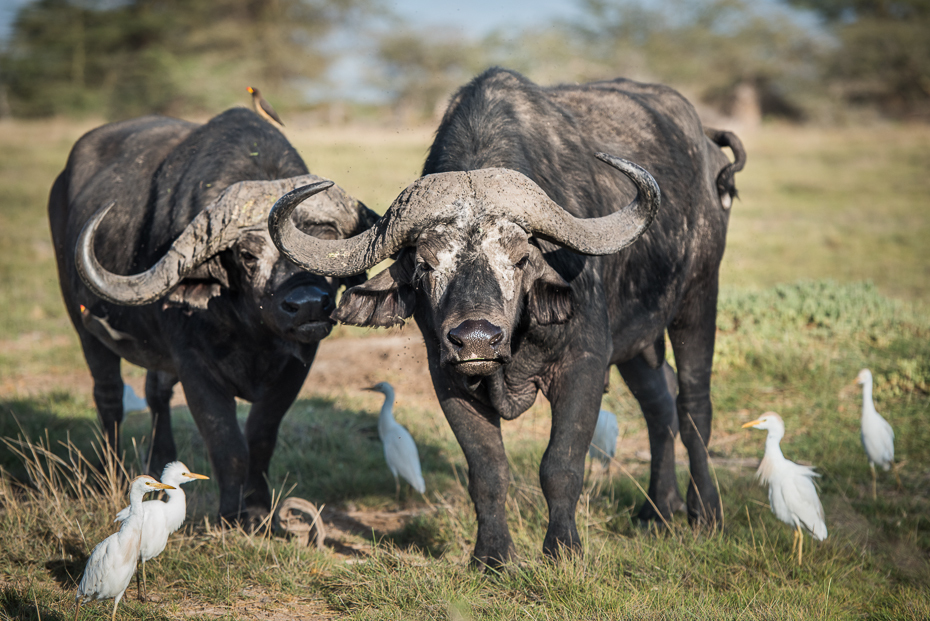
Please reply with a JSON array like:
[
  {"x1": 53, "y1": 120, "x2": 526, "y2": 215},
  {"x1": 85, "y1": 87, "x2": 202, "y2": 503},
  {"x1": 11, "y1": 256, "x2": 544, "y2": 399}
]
[{"x1": 0, "y1": 119, "x2": 928, "y2": 618}]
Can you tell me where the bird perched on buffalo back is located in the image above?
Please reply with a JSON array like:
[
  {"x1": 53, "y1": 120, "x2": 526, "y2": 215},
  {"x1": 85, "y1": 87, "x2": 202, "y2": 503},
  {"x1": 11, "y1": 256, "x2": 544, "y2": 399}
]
[{"x1": 247, "y1": 86, "x2": 284, "y2": 128}]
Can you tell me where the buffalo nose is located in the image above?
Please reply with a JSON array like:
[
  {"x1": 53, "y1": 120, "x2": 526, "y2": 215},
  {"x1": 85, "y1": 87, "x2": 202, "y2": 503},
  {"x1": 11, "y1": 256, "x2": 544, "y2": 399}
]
[
  {"x1": 447, "y1": 319, "x2": 504, "y2": 351},
  {"x1": 279, "y1": 286, "x2": 333, "y2": 320}
]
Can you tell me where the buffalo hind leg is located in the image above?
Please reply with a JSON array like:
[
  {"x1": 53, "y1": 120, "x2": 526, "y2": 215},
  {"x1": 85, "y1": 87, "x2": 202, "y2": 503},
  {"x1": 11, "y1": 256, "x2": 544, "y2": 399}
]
[
  {"x1": 244, "y1": 358, "x2": 311, "y2": 518},
  {"x1": 668, "y1": 280, "x2": 723, "y2": 528},
  {"x1": 617, "y1": 352, "x2": 685, "y2": 523},
  {"x1": 144, "y1": 371, "x2": 178, "y2": 477}
]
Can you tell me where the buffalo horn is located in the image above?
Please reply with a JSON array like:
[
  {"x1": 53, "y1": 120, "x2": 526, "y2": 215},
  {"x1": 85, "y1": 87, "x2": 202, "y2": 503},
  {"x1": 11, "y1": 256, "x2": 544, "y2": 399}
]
[
  {"x1": 520, "y1": 153, "x2": 660, "y2": 255},
  {"x1": 268, "y1": 153, "x2": 660, "y2": 277},
  {"x1": 76, "y1": 177, "x2": 334, "y2": 306}
]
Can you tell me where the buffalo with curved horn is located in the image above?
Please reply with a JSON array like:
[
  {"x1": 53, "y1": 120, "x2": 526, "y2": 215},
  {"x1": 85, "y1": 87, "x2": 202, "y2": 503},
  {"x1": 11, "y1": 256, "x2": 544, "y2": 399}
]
[
  {"x1": 270, "y1": 68, "x2": 746, "y2": 565},
  {"x1": 51, "y1": 109, "x2": 376, "y2": 523}
]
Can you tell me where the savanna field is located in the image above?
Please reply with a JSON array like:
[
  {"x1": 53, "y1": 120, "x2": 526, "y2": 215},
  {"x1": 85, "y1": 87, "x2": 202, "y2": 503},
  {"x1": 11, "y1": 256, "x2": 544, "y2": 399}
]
[{"x1": 0, "y1": 117, "x2": 928, "y2": 619}]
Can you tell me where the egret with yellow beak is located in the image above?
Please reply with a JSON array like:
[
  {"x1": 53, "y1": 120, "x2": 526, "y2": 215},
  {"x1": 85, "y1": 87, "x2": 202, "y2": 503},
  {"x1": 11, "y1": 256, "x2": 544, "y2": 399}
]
[
  {"x1": 743, "y1": 412, "x2": 827, "y2": 565},
  {"x1": 113, "y1": 461, "x2": 209, "y2": 601},
  {"x1": 74, "y1": 476, "x2": 175, "y2": 621}
]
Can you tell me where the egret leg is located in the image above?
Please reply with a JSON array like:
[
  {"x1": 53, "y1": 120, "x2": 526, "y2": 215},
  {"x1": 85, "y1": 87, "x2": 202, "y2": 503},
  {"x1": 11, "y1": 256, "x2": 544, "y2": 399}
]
[
  {"x1": 395, "y1": 476, "x2": 400, "y2": 502},
  {"x1": 893, "y1": 461, "x2": 902, "y2": 490},
  {"x1": 791, "y1": 527, "x2": 799, "y2": 560},
  {"x1": 141, "y1": 559, "x2": 147, "y2": 602},
  {"x1": 73, "y1": 598, "x2": 82, "y2": 621},
  {"x1": 870, "y1": 462, "x2": 877, "y2": 500},
  {"x1": 111, "y1": 594, "x2": 120, "y2": 621},
  {"x1": 798, "y1": 524, "x2": 804, "y2": 567}
]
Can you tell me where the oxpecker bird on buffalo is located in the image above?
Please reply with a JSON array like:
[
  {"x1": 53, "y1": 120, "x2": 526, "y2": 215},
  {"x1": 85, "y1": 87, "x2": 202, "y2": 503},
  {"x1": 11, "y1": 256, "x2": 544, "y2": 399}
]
[
  {"x1": 49, "y1": 108, "x2": 377, "y2": 524},
  {"x1": 269, "y1": 68, "x2": 745, "y2": 566}
]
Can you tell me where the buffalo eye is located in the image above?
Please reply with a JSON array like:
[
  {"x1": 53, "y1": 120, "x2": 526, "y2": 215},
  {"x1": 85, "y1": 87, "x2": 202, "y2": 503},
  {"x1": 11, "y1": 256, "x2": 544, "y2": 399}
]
[
  {"x1": 417, "y1": 260, "x2": 434, "y2": 273},
  {"x1": 239, "y1": 250, "x2": 259, "y2": 265},
  {"x1": 514, "y1": 255, "x2": 529, "y2": 270}
]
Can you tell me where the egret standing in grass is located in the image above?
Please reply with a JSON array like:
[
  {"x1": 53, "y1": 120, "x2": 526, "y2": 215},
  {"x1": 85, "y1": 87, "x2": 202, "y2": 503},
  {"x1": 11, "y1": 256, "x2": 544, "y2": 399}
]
[
  {"x1": 743, "y1": 412, "x2": 827, "y2": 565},
  {"x1": 589, "y1": 409, "x2": 619, "y2": 467},
  {"x1": 856, "y1": 368, "x2": 898, "y2": 499},
  {"x1": 113, "y1": 461, "x2": 208, "y2": 601},
  {"x1": 366, "y1": 382, "x2": 425, "y2": 498},
  {"x1": 122, "y1": 385, "x2": 148, "y2": 414},
  {"x1": 74, "y1": 476, "x2": 174, "y2": 621}
]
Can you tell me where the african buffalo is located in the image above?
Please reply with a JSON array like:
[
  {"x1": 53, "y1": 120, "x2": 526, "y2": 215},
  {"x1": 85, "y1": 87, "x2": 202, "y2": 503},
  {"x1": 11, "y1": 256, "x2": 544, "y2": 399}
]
[
  {"x1": 50, "y1": 108, "x2": 375, "y2": 522},
  {"x1": 269, "y1": 68, "x2": 746, "y2": 564}
]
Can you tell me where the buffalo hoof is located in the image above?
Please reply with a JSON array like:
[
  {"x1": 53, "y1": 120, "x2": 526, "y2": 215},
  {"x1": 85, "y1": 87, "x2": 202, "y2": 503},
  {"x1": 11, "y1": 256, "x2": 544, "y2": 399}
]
[
  {"x1": 637, "y1": 490, "x2": 685, "y2": 525},
  {"x1": 542, "y1": 535, "x2": 582, "y2": 561},
  {"x1": 470, "y1": 536, "x2": 515, "y2": 571},
  {"x1": 686, "y1": 484, "x2": 722, "y2": 530}
]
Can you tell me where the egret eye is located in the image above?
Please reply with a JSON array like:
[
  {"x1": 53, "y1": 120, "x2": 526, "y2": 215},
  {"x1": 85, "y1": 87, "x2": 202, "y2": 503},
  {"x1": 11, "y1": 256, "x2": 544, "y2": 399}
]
[{"x1": 514, "y1": 255, "x2": 529, "y2": 269}]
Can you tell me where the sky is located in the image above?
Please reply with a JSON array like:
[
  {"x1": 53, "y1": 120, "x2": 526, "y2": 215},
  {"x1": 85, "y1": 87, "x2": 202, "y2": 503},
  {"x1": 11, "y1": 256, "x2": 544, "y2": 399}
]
[{"x1": 383, "y1": 0, "x2": 585, "y2": 38}]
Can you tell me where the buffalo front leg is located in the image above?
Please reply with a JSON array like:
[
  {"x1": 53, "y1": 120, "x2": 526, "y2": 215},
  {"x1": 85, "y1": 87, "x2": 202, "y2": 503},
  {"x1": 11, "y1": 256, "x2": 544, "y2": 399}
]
[
  {"x1": 79, "y1": 331, "x2": 125, "y2": 459},
  {"x1": 668, "y1": 279, "x2": 722, "y2": 527},
  {"x1": 244, "y1": 358, "x2": 311, "y2": 515},
  {"x1": 144, "y1": 371, "x2": 178, "y2": 477},
  {"x1": 617, "y1": 352, "x2": 685, "y2": 523},
  {"x1": 541, "y1": 353, "x2": 606, "y2": 558},
  {"x1": 441, "y1": 395, "x2": 514, "y2": 568},
  {"x1": 180, "y1": 372, "x2": 249, "y2": 524}
]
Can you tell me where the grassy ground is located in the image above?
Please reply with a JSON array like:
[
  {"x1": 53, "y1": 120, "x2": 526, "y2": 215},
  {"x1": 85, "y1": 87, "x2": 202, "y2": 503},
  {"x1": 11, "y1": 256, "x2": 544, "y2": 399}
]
[{"x1": 0, "y1": 117, "x2": 928, "y2": 619}]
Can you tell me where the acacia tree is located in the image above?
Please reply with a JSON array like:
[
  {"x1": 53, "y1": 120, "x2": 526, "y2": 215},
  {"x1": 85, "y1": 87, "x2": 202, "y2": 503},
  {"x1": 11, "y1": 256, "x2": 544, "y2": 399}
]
[{"x1": 0, "y1": 0, "x2": 375, "y2": 118}]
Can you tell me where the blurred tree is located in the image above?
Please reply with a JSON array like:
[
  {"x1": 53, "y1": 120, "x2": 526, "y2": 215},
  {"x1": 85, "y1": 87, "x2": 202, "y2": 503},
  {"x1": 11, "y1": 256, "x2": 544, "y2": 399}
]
[
  {"x1": 784, "y1": 0, "x2": 930, "y2": 118},
  {"x1": 0, "y1": 0, "x2": 376, "y2": 119},
  {"x1": 373, "y1": 28, "x2": 487, "y2": 122},
  {"x1": 571, "y1": 0, "x2": 828, "y2": 122}
]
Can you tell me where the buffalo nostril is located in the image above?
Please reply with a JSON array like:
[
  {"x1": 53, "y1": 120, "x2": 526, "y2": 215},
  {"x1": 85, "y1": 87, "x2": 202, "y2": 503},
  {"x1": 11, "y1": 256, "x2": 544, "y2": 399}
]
[
  {"x1": 489, "y1": 331, "x2": 503, "y2": 347},
  {"x1": 281, "y1": 300, "x2": 299, "y2": 314},
  {"x1": 447, "y1": 331, "x2": 464, "y2": 348}
]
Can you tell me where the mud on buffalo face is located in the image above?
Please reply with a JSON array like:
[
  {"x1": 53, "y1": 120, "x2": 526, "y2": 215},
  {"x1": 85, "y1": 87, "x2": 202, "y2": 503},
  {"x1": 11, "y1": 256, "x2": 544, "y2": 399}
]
[
  {"x1": 266, "y1": 156, "x2": 661, "y2": 377},
  {"x1": 350, "y1": 216, "x2": 574, "y2": 376}
]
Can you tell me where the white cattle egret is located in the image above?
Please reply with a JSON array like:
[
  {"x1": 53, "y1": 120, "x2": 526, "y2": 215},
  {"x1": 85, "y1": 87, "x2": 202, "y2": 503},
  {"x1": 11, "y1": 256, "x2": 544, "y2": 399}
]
[
  {"x1": 856, "y1": 368, "x2": 898, "y2": 499},
  {"x1": 122, "y1": 385, "x2": 148, "y2": 414},
  {"x1": 366, "y1": 382, "x2": 426, "y2": 498},
  {"x1": 589, "y1": 409, "x2": 619, "y2": 466},
  {"x1": 113, "y1": 461, "x2": 208, "y2": 601},
  {"x1": 74, "y1": 476, "x2": 174, "y2": 621},
  {"x1": 743, "y1": 412, "x2": 827, "y2": 565}
]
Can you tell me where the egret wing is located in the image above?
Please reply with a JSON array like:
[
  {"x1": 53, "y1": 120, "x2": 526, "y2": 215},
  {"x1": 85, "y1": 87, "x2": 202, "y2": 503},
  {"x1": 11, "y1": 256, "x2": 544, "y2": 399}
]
[{"x1": 383, "y1": 423, "x2": 425, "y2": 494}]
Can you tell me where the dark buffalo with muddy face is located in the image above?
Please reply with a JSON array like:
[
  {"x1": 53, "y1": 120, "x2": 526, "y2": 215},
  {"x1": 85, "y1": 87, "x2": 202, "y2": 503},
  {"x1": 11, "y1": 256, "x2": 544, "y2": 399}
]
[
  {"x1": 49, "y1": 108, "x2": 375, "y2": 522},
  {"x1": 269, "y1": 68, "x2": 746, "y2": 565}
]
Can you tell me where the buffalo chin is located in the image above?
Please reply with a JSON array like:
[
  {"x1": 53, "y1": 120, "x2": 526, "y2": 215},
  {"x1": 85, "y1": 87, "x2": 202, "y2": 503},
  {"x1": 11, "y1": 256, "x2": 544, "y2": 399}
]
[
  {"x1": 453, "y1": 359, "x2": 504, "y2": 376},
  {"x1": 290, "y1": 320, "x2": 334, "y2": 343}
]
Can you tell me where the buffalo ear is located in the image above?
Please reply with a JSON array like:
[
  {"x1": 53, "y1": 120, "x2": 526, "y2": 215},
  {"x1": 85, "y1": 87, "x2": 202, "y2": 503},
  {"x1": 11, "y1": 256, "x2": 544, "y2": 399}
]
[
  {"x1": 527, "y1": 261, "x2": 573, "y2": 325},
  {"x1": 163, "y1": 256, "x2": 229, "y2": 311},
  {"x1": 333, "y1": 260, "x2": 415, "y2": 327}
]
